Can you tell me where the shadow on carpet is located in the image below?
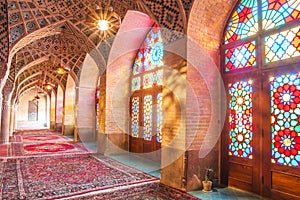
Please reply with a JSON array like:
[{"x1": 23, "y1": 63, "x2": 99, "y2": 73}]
[
  {"x1": 0, "y1": 154, "x2": 159, "y2": 199},
  {"x1": 71, "y1": 182, "x2": 200, "y2": 200},
  {"x1": 0, "y1": 154, "x2": 199, "y2": 199}
]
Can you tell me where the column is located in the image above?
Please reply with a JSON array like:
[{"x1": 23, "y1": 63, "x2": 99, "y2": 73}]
[
  {"x1": 1, "y1": 96, "x2": 11, "y2": 144},
  {"x1": 1, "y1": 82, "x2": 14, "y2": 144}
]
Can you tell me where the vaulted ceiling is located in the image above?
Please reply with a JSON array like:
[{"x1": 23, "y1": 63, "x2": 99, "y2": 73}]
[{"x1": 0, "y1": 0, "x2": 194, "y2": 101}]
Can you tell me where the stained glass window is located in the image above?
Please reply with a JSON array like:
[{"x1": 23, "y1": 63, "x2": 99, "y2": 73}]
[
  {"x1": 156, "y1": 93, "x2": 163, "y2": 142},
  {"x1": 131, "y1": 97, "x2": 140, "y2": 138},
  {"x1": 228, "y1": 81, "x2": 253, "y2": 158},
  {"x1": 225, "y1": 41, "x2": 256, "y2": 71},
  {"x1": 270, "y1": 73, "x2": 300, "y2": 167},
  {"x1": 132, "y1": 77, "x2": 141, "y2": 91},
  {"x1": 224, "y1": 0, "x2": 258, "y2": 44},
  {"x1": 131, "y1": 23, "x2": 164, "y2": 143},
  {"x1": 95, "y1": 81, "x2": 100, "y2": 131},
  {"x1": 224, "y1": 0, "x2": 300, "y2": 170},
  {"x1": 132, "y1": 23, "x2": 164, "y2": 75},
  {"x1": 143, "y1": 95, "x2": 153, "y2": 141},
  {"x1": 265, "y1": 26, "x2": 300, "y2": 63},
  {"x1": 143, "y1": 70, "x2": 163, "y2": 89},
  {"x1": 262, "y1": 0, "x2": 300, "y2": 30},
  {"x1": 224, "y1": 0, "x2": 300, "y2": 72}
]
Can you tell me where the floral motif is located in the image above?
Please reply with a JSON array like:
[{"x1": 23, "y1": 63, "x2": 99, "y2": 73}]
[
  {"x1": 273, "y1": 84, "x2": 300, "y2": 111},
  {"x1": 271, "y1": 73, "x2": 300, "y2": 167},
  {"x1": 228, "y1": 81, "x2": 253, "y2": 158}
]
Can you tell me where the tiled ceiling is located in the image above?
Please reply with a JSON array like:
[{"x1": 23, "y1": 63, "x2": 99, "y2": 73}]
[{"x1": 1, "y1": 0, "x2": 193, "y2": 98}]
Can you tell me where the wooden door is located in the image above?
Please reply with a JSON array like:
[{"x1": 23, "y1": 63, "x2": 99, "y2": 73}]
[
  {"x1": 222, "y1": 73, "x2": 262, "y2": 194},
  {"x1": 129, "y1": 89, "x2": 162, "y2": 160},
  {"x1": 222, "y1": 68, "x2": 300, "y2": 199},
  {"x1": 261, "y1": 68, "x2": 300, "y2": 200}
]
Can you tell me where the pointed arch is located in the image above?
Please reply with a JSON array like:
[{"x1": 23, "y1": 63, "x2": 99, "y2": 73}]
[
  {"x1": 50, "y1": 90, "x2": 56, "y2": 131},
  {"x1": 63, "y1": 75, "x2": 76, "y2": 136},
  {"x1": 55, "y1": 85, "x2": 64, "y2": 132},
  {"x1": 76, "y1": 53, "x2": 99, "y2": 143}
]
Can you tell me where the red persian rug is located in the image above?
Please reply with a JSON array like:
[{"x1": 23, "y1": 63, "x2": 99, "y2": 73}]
[
  {"x1": 72, "y1": 182, "x2": 200, "y2": 200},
  {"x1": 14, "y1": 129, "x2": 55, "y2": 135},
  {"x1": 22, "y1": 135, "x2": 72, "y2": 143},
  {"x1": 9, "y1": 135, "x2": 23, "y2": 143},
  {"x1": 24, "y1": 142, "x2": 76, "y2": 153},
  {"x1": 0, "y1": 145, "x2": 9, "y2": 157},
  {"x1": 23, "y1": 142, "x2": 93, "y2": 156},
  {"x1": 10, "y1": 142, "x2": 93, "y2": 157},
  {"x1": 1, "y1": 154, "x2": 159, "y2": 199}
]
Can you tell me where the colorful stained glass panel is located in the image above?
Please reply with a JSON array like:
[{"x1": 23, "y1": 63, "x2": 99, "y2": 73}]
[
  {"x1": 149, "y1": 41, "x2": 164, "y2": 66},
  {"x1": 132, "y1": 52, "x2": 144, "y2": 75},
  {"x1": 143, "y1": 95, "x2": 153, "y2": 141},
  {"x1": 131, "y1": 97, "x2": 140, "y2": 138},
  {"x1": 156, "y1": 93, "x2": 163, "y2": 143},
  {"x1": 224, "y1": 0, "x2": 258, "y2": 44},
  {"x1": 262, "y1": 0, "x2": 300, "y2": 30},
  {"x1": 132, "y1": 23, "x2": 163, "y2": 75},
  {"x1": 95, "y1": 85, "x2": 100, "y2": 131},
  {"x1": 143, "y1": 70, "x2": 163, "y2": 89},
  {"x1": 228, "y1": 81, "x2": 253, "y2": 158},
  {"x1": 225, "y1": 41, "x2": 256, "y2": 72},
  {"x1": 132, "y1": 77, "x2": 141, "y2": 91},
  {"x1": 265, "y1": 26, "x2": 300, "y2": 63},
  {"x1": 270, "y1": 73, "x2": 300, "y2": 167}
]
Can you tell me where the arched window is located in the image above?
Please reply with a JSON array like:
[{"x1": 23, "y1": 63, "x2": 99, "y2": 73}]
[
  {"x1": 222, "y1": 0, "x2": 299, "y2": 197},
  {"x1": 130, "y1": 23, "x2": 164, "y2": 153}
]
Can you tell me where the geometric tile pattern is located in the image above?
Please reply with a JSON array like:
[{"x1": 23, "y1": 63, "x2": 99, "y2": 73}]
[
  {"x1": 0, "y1": 2, "x2": 9, "y2": 62},
  {"x1": 143, "y1": 0, "x2": 184, "y2": 32},
  {"x1": 2, "y1": 0, "x2": 188, "y2": 96},
  {"x1": 142, "y1": 0, "x2": 185, "y2": 42},
  {"x1": 10, "y1": 23, "x2": 88, "y2": 93},
  {"x1": 180, "y1": 0, "x2": 195, "y2": 20},
  {"x1": 13, "y1": 57, "x2": 71, "y2": 99},
  {"x1": 7, "y1": 0, "x2": 135, "y2": 48}
]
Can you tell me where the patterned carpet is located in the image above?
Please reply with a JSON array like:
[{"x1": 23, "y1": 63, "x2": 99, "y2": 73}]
[
  {"x1": 0, "y1": 154, "x2": 159, "y2": 199},
  {"x1": 0, "y1": 130, "x2": 200, "y2": 199},
  {"x1": 22, "y1": 135, "x2": 72, "y2": 143},
  {"x1": 13, "y1": 129, "x2": 55, "y2": 135},
  {"x1": 23, "y1": 142, "x2": 91, "y2": 156},
  {"x1": 3, "y1": 131, "x2": 93, "y2": 157},
  {"x1": 73, "y1": 182, "x2": 199, "y2": 200},
  {"x1": 0, "y1": 145, "x2": 8, "y2": 157}
]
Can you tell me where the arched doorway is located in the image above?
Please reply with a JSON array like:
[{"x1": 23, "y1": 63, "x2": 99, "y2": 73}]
[
  {"x1": 129, "y1": 22, "x2": 164, "y2": 156},
  {"x1": 76, "y1": 53, "x2": 99, "y2": 143},
  {"x1": 16, "y1": 88, "x2": 48, "y2": 129},
  {"x1": 221, "y1": 0, "x2": 300, "y2": 199}
]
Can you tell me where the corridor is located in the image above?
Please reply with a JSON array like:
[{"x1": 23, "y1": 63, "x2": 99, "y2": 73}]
[
  {"x1": 0, "y1": 129, "x2": 198, "y2": 199},
  {"x1": 1, "y1": 0, "x2": 299, "y2": 199}
]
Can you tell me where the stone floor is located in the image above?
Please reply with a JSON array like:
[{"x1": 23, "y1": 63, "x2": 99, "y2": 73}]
[
  {"x1": 189, "y1": 187, "x2": 268, "y2": 200},
  {"x1": 109, "y1": 153, "x2": 269, "y2": 200}
]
